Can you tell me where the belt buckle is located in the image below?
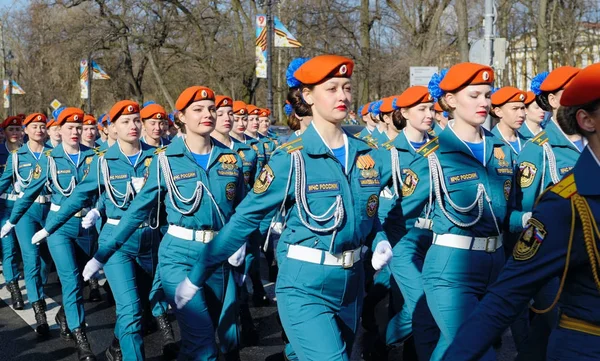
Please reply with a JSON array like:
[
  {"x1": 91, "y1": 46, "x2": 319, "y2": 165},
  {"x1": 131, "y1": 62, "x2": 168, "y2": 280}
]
[
  {"x1": 485, "y1": 237, "x2": 497, "y2": 253},
  {"x1": 342, "y1": 250, "x2": 354, "y2": 269},
  {"x1": 195, "y1": 230, "x2": 214, "y2": 243}
]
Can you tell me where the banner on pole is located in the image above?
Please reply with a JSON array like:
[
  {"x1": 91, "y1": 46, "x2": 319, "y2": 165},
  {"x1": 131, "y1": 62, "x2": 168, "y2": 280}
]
[
  {"x1": 92, "y1": 61, "x2": 110, "y2": 80},
  {"x1": 273, "y1": 17, "x2": 302, "y2": 48},
  {"x1": 3, "y1": 80, "x2": 8, "y2": 109},
  {"x1": 11, "y1": 81, "x2": 25, "y2": 95},
  {"x1": 256, "y1": 15, "x2": 302, "y2": 78},
  {"x1": 80, "y1": 60, "x2": 89, "y2": 99}
]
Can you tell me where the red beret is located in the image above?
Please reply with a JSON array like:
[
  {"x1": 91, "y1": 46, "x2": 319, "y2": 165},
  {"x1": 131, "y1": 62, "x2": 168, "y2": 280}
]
[
  {"x1": 293, "y1": 55, "x2": 354, "y2": 85},
  {"x1": 140, "y1": 103, "x2": 167, "y2": 121},
  {"x1": 246, "y1": 104, "x2": 260, "y2": 116},
  {"x1": 23, "y1": 113, "x2": 48, "y2": 126},
  {"x1": 56, "y1": 107, "x2": 85, "y2": 126},
  {"x1": 561, "y1": 63, "x2": 600, "y2": 106},
  {"x1": 361, "y1": 102, "x2": 371, "y2": 116},
  {"x1": 440, "y1": 63, "x2": 494, "y2": 92},
  {"x1": 215, "y1": 95, "x2": 233, "y2": 108},
  {"x1": 233, "y1": 101, "x2": 247, "y2": 115},
  {"x1": 433, "y1": 102, "x2": 443, "y2": 112},
  {"x1": 258, "y1": 108, "x2": 271, "y2": 117},
  {"x1": 540, "y1": 66, "x2": 580, "y2": 93},
  {"x1": 83, "y1": 114, "x2": 97, "y2": 125},
  {"x1": 379, "y1": 97, "x2": 397, "y2": 113},
  {"x1": 524, "y1": 91, "x2": 536, "y2": 106},
  {"x1": 491, "y1": 87, "x2": 527, "y2": 107},
  {"x1": 109, "y1": 100, "x2": 140, "y2": 124},
  {"x1": 2, "y1": 116, "x2": 22, "y2": 128},
  {"x1": 175, "y1": 86, "x2": 215, "y2": 111},
  {"x1": 395, "y1": 86, "x2": 433, "y2": 108}
]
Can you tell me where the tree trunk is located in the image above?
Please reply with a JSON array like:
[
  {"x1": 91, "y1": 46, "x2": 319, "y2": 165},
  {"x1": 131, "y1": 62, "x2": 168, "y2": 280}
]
[
  {"x1": 455, "y1": 0, "x2": 469, "y2": 62},
  {"x1": 536, "y1": 0, "x2": 549, "y2": 72},
  {"x1": 359, "y1": 0, "x2": 371, "y2": 105}
]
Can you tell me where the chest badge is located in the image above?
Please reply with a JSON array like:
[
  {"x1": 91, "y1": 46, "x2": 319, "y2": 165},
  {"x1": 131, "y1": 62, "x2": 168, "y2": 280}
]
[
  {"x1": 513, "y1": 218, "x2": 546, "y2": 261},
  {"x1": 402, "y1": 169, "x2": 419, "y2": 197},
  {"x1": 33, "y1": 164, "x2": 42, "y2": 179},
  {"x1": 366, "y1": 194, "x2": 379, "y2": 218},
  {"x1": 219, "y1": 154, "x2": 238, "y2": 170},
  {"x1": 225, "y1": 182, "x2": 236, "y2": 201},
  {"x1": 494, "y1": 147, "x2": 509, "y2": 167},
  {"x1": 519, "y1": 161, "x2": 537, "y2": 188},
  {"x1": 503, "y1": 179, "x2": 512, "y2": 200}
]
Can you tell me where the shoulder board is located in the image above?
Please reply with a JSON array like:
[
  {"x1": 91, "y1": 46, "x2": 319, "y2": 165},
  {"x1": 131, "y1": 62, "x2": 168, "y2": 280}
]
[
  {"x1": 354, "y1": 132, "x2": 361, "y2": 137},
  {"x1": 280, "y1": 137, "x2": 303, "y2": 153},
  {"x1": 530, "y1": 131, "x2": 549, "y2": 147},
  {"x1": 381, "y1": 139, "x2": 394, "y2": 151},
  {"x1": 550, "y1": 173, "x2": 577, "y2": 199},
  {"x1": 365, "y1": 139, "x2": 378, "y2": 149},
  {"x1": 95, "y1": 149, "x2": 107, "y2": 157},
  {"x1": 44, "y1": 150, "x2": 52, "y2": 156},
  {"x1": 154, "y1": 146, "x2": 167, "y2": 155},
  {"x1": 417, "y1": 137, "x2": 439, "y2": 157}
]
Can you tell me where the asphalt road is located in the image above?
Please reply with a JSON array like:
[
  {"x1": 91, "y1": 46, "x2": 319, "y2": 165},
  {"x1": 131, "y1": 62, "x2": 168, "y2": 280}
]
[{"x1": 0, "y1": 257, "x2": 517, "y2": 361}]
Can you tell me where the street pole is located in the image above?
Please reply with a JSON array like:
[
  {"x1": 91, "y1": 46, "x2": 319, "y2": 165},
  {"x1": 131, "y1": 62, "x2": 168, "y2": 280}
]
[
  {"x1": 87, "y1": 53, "x2": 93, "y2": 114},
  {"x1": 483, "y1": 0, "x2": 495, "y2": 130},
  {"x1": 266, "y1": 0, "x2": 274, "y2": 119}
]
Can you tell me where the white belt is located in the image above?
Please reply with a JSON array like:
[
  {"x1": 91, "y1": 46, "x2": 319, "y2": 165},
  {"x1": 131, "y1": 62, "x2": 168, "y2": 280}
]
[
  {"x1": 106, "y1": 218, "x2": 149, "y2": 228},
  {"x1": 414, "y1": 218, "x2": 433, "y2": 230},
  {"x1": 50, "y1": 204, "x2": 89, "y2": 218},
  {"x1": 0, "y1": 193, "x2": 18, "y2": 201},
  {"x1": 286, "y1": 244, "x2": 363, "y2": 268},
  {"x1": 433, "y1": 233, "x2": 503, "y2": 253},
  {"x1": 167, "y1": 224, "x2": 218, "y2": 243}
]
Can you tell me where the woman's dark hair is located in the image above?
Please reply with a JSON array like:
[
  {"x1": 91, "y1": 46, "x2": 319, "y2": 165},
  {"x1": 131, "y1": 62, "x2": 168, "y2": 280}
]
[
  {"x1": 287, "y1": 88, "x2": 312, "y2": 118},
  {"x1": 556, "y1": 99, "x2": 600, "y2": 136},
  {"x1": 438, "y1": 96, "x2": 455, "y2": 119},
  {"x1": 391, "y1": 109, "x2": 407, "y2": 131},
  {"x1": 175, "y1": 112, "x2": 187, "y2": 134},
  {"x1": 535, "y1": 93, "x2": 553, "y2": 112},
  {"x1": 287, "y1": 110, "x2": 301, "y2": 131}
]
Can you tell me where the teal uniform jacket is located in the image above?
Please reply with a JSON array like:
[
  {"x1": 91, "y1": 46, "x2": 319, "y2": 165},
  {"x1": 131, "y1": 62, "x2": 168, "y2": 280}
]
[
  {"x1": 141, "y1": 136, "x2": 171, "y2": 147},
  {"x1": 358, "y1": 126, "x2": 373, "y2": 140},
  {"x1": 258, "y1": 133, "x2": 277, "y2": 163},
  {"x1": 518, "y1": 122, "x2": 541, "y2": 141},
  {"x1": 244, "y1": 134, "x2": 266, "y2": 170},
  {"x1": 441, "y1": 146, "x2": 600, "y2": 361},
  {"x1": 8, "y1": 144, "x2": 96, "y2": 225},
  {"x1": 188, "y1": 123, "x2": 396, "y2": 287},
  {"x1": 43, "y1": 141, "x2": 157, "y2": 263},
  {"x1": 429, "y1": 126, "x2": 518, "y2": 237},
  {"x1": 0, "y1": 143, "x2": 53, "y2": 198},
  {"x1": 0, "y1": 143, "x2": 19, "y2": 283},
  {"x1": 232, "y1": 138, "x2": 258, "y2": 191},
  {"x1": 509, "y1": 120, "x2": 583, "y2": 234},
  {"x1": 430, "y1": 121, "x2": 442, "y2": 136},
  {"x1": 490, "y1": 125, "x2": 528, "y2": 155},
  {"x1": 369, "y1": 127, "x2": 389, "y2": 146},
  {"x1": 0, "y1": 144, "x2": 16, "y2": 195},
  {"x1": 45, "y1": 140, "x2": 58, "y2": 149}
]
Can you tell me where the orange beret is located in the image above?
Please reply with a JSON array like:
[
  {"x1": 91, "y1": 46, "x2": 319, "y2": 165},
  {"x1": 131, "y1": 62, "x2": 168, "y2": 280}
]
[
  {"x1": 540, "y1": 66, "x2": 580, "y2": 93},
  {"x1": 246, "y1": 104, "x2": 260, "y2": 116},
  {"x1": 175, "y1": 86, "x2": 215, "y2": 111},
  {"x1": 23, "y1": 113, "x2": 48, "y2": 126},
  {"x1": 433, "y1": 102, "x2": 443, "y2": 112},
  {"x1": 491, "y1": 87, "x2": 527, "y2": 107},
  {"x1": 54, "y1": 107, "x2": 84, "y2": 126},
  {"x1": 561, "y1": 63, "x2": 600, "y2": 107},
  {"x1": 215, "y1": 95, "x2": 233, "y2": 108},
  {"x1": 233, "y1": 101, "x2": 247, "y2": 115},
  {"x1": 97, "y1": 123, "x2": 104, "y2": 131},
  {"x1": 524, "y1": 91, "x2": 536, "y2": 106},
  {"x1": 361, "y1": 102, "x2": 371, "y2": 116},
  {"x1": 293, "y1": 55, "x2": 354, "y2": 85},
  {"x1": 440, "y1": 63, "x2": 494, "y2": 92},
  {"x1": 109, "y1": 100, "x2": 140, "y2": 124},
  {"x1": 2, "y1": 116, "x2": 22, "y2": 128},
  {"x1": 379, "y1": 97, "x2": 397, "y2": 113},
  {"x1": 258, "y1": 108, "x2": 271, "y2": 117},
  {"x1": 395, "y1": 86, "x2": 433, "y2": 108},
  {"x1": 140, "y1": 103, "x2": 167, "y2": 121},
  {"x1": 46, "y1": 119, "x2": 56, "y2": 128},
  {"x1": 83, "y1": 114, "x2": 97, "y2": 125}
]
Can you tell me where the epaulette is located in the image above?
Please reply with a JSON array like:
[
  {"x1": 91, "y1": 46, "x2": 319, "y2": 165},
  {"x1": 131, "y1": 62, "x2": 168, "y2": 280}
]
[
  {"x1": 427, "y1": 128, "x2": 437, "y2": 137},
  {"x1": 154, "y1": 146, "x2": 167, "y2": 155},
  {"x1": 417, "y1": 137, "x2": 439, "y2": 157},
  {"x1": 550, "y1": 173, "x2": 577, "y2": 199},
  {"x1": 280, "y1": 137, "x2": 303, "y2": 153},
  {"x1": 381, "y1": 138, "x2": 394, "y2": 151},
  {"x1": 530, "y1": 131, "x2": 549, "y2": 147},
  {"x1": 365, "y1": 138, "x2": 378, "y2": 149},
  {"x1": 354, "y1": 132, "x2": 362, "y2": 137},
  {"x1": 95, "y1": 149, "x2": 107, "y2": 157}
]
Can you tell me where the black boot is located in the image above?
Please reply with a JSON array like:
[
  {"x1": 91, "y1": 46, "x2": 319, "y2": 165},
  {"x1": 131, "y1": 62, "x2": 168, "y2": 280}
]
[
  {"x1": 55, "y1": 305, "x2": 72, "y2": 340},
  {"x1": 103, "y1": 281, "x2": 115, "y2": 306},
  {"x1": 7, "y1": 280, "x2": 24, "y2": 310},
  {"x1": 72, "y1": 327, "x2": 96, "y2": 361},
  {"x1": 105, "y1": 337, "x2": 122, "y2": 361},
  {"x1": 156, "y1": 313, "x2": 179, "y2": 359},
  {"x1": 224, "y1": 349, "x2": 241, "y2": 361},
  {"x1": 240, "y1": 304, "x2": 259, "y2": 346},
  {"x1": 32, "y1": 300, "x2": 50, "y2": 337},
  {"x1": 88, "y1": 278, "x2": 101, "y2": 302}
]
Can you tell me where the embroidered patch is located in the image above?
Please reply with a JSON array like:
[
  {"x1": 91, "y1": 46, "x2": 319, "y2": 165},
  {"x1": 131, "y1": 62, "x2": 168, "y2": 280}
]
[
  {"x1": 447, "y1": 172, "x2": 479, "y2": 184},
  {"x1": 513, "y1": 218, "x2": 546, "y2": 261},
  {"x1": 253, "y1": 165, "x2": 275, "y2": 194},
  {"x1": 559, "y1": 166, "x2": 573, "y2": 175},
  {"x1": 217, "y1": 169, "x2": 239, "y2": 177},
  {"x1": 19, "y1": 162, "x2": 32, "y2": 169},
  {"x1": 172, "y1": 172, "x2": 196, "y2": 181},
  {"x1": 360, "y1": 169, "x2": 379, "y2": 179},
  {"x1": 359, "y1": 178, "x2": 381, "y2": 187},
  {"x1": 307, "y1": 182, "x2": 340, "y2": 193},
  {"x1": 225, "y1": 182, "x2": 236, "y2": 201},
  {"x1": 109, "y1": 174, "x2": 128, "y2": 180},
  {"x1": 366, "y1": 194, "x2": 379, "y2": 218},
  {"x1": 243, "y1": 171, "x2": 251, "y2": 185},
  {"x1": 32, "y1": 164, "x2": 42, "y2": 179},
  {"x1": 57, "y1": 169, "x2": 71, "y2": 175},
  {"x1": 519, "y1": 161, "x2": 537, "y2": 188},
  {"x1": 504, "y1": 179, "x2": 512, "y2": 200},
  {"x1": 402, "y1": 169, "x2": 419, "y2": 197},
  {"x1": 496, "y1": 167, "x2": 514, "y2": 176}
]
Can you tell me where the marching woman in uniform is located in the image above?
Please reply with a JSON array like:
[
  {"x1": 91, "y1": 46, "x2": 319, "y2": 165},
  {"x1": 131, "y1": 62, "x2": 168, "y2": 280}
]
[
  {"x1": 441, "y1": 61, "x2": 600, "y2": 361},
  {"x1": 0, "y1": 113, "x2": 55, "y2": 336},
  {"x1": 490, "y1": 87, "x2": 528, "y2": 154},
  {"x1": 81, "y1": 114, "x2": 100, "y2": 148},
  {"x1": 78, "y1": 86, "x2": 247, "y2": 360},
  {"x1": 422, "y1": 63, "x2": 518, "y2": 361},
  {"x1": 433, "y1": 102, "x2": 449, "y2": 130},
  {"x1": 244, "y1": 104, "x2": 267, "y2": 169},
  {"x1": 358, "y1": 102, "x2": 375, "y2": 139},
  {"x1": 31, "y1": 101, "x2": 160, "y2": 361},
  {"x1": 519, "y1": 91, "x2": 545, "y2": 140},
  {"x1": 380, "y1": 86, "x2": 441, "y2": 361},
  {"x1": 0, "y1": 116, "x2": 24, "y2": 310},
  {"x1": 46, "y1": 117, "x2": 62, "y2": 148},
  {"x1": 8, "y1": 108, "x2": 97, "y2": 360},
  {"x1": 140, "y1": 103, "x2": 170, "y2": 148},
  {"x1": 175, "y1": 55, "x2": 395, "y2": 361},
  {"x1": 258, "y1": 108, "x2": 277, "y2": 158}
]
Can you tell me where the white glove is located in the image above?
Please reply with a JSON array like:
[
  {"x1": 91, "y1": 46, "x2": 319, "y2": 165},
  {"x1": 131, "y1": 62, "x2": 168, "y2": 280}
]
[
  {"x1": 82, "y1": 258, "x2": 104, "y2": 281},
  {"x1": 82, "y1": 209, "x2": 101, "y2": 229},
  {"x1": 522, "y1": 212, "x2": 532, "y2": 228},
  {"x1": 0, "y1": 221, "x2": 14, "y2": 238},
  {"x1": 228, "y1": 243, "x2": 247, "y2": 267},
  {"x1": 270, "y1": 221, "x2": 284, "y2": 235},
  {"x1": 31, "y1": 229, "x2": 49, "y2": 245},
  {"x1": 371, "y1": 241, "x2": 393, "y2": 271},
  {"x1": 233, "y1": 271, "x2": 246, "y2": 287},
  {"x1": 13, "y1": 181, "x2": 22, "y2": 193},
  {"x1": 131, "y1": 177, "x2": 145, "y2": 193},
  {"x1": 174, "y1": 277, "x2": 200, "y2": 309}
]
